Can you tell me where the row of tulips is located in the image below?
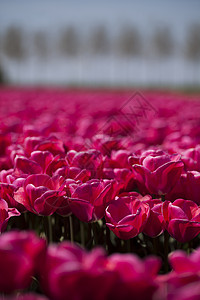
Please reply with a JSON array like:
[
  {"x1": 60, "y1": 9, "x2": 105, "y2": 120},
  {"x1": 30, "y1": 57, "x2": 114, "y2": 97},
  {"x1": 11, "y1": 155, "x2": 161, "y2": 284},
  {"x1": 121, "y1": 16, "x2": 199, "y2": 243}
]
[
  {"x1": 1, "y1": 148, "x2": 200, "y2": 244},
  {"x1": 0, "y1": 230, "x2": 200, "y2": 300}
]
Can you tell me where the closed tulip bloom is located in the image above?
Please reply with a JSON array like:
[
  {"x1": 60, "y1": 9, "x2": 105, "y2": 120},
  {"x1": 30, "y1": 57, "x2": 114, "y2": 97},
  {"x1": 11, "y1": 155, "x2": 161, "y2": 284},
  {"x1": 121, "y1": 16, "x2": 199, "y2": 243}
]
[
  {"x1": 167, "y1": 171, "x2": 200, "y2": 205},
  {"x1": 181, "y1": 171, "x2": 200, "y2": 205},
  {"x1": 142, "y1": 198, "x2": 164, "y2": 238}
]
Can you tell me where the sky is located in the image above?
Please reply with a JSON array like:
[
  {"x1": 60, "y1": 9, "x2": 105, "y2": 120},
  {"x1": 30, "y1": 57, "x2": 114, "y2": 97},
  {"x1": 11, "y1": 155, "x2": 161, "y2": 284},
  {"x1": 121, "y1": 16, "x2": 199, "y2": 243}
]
[
  {"x1": 0, "y1": 0, "x2": 200, "y2": 86},
  {"x1": 0, "y1": 0, "x2": 200, "y2": 39}
]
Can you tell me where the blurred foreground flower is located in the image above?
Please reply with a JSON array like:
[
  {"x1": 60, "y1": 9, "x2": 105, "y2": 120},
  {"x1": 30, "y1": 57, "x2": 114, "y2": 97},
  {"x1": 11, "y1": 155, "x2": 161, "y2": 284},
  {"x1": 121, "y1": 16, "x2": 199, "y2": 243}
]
[{"x1": 0, "y1": 231, "x2": 46, "y2": 293}]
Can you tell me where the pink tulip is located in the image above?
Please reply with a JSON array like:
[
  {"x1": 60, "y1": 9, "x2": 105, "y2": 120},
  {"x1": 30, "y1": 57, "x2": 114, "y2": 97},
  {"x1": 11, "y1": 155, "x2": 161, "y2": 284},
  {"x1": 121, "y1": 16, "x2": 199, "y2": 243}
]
[
  {"x1": 24, "y1": 136, "x2": 65, "y2": 156},
  {"x1": 167, "y1": 171, "x2": 200, "y2": 205},
  {"x1": 14, "y1": 174, "x2": 66, "y2": 215},
  {"x1": 14, "y1": 151, "x2": 67, "y2": 177},
  {"x1": 65, "y1": 179, "x2": 113, "y2": 222},
  {"x1": 0, "y1": 182, "x2": 24, "y2": 210},
  {"x1": 141, "y1": 198, "x2": 164, "y2": 237},
  {"x1": 66, "y1": 149, "x2": 103, "y2": 179},
  {"x1": 40, "y1": 242, "x2": 111, "y2": 300},
  {"x1": 102, "y1": 167, "x2": 135, "y2": 195},
  {"x1": 108, "y1": 150, "x2": 132, "y2": 169},
  {"x1": 169, "y1": 248, "x2": 200, "y2": 275},
  {"x1": 106, "y1": 193, "x2": 150, "y2": 239},
  {"x1": 181, "y1": 145, "x2": 200, "y2": 171},
  {"x1": 165, "y1": 248, "x2": 200, "y2": 299},
  {"x1": 106, "y1": 253, "x2": 161, "y2": 300},
  {"x1": 0, "y1": 231, "x2": 46, "y2": 293},
  {"x1": 41, "y1": 240, "x2": 161, "y2": 300},
  {"x1": 167, "y1": 282, "x2": 200, "y2": 300},
  {"x1": 180, "y1": 171, "x2": 200, "y2": 205},
  {"x1": 131, "y1": 150, "x2": 184, "y2": 196},
  {"x1": 92, "y1": 134, "x2": 123, "y2": 155},
  {"x1": 14, "y1": 151, "x2": 54, "y2": 175},
  {"x1": 0, "y1": 198, "x2": 20, "y2": 232},
  {"x1": 162, "y1": 199, "x2": 200, "y2": 243}
]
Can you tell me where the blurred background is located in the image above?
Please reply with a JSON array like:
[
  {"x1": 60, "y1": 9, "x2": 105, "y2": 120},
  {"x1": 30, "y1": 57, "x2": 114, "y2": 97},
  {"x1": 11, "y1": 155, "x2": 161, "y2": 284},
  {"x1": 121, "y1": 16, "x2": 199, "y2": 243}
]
[{"x1": 0, "y1": 0, "x2": 200, "y2": 88}]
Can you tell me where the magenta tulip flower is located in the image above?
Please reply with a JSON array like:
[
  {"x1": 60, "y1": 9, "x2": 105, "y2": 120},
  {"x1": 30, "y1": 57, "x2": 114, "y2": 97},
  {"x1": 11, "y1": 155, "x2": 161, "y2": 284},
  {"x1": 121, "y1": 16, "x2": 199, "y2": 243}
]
[
  {"x1": 14, "y1": 174, "x2": 66, "y2": 215},
  {"x1": 180, "y1": 171, "x2": 200, "y2": 205},
  {"x1": 142, "y1": 198, "x2": 164, "y2": 237},
  {"x1": 24, "y1": 136, "x2": 65, "y2": 156},
  {"x1": 0, "y1": 198, "x2": 20, "y2": 232},
  {"x1": 167, "y1": 171, "x2": 200, "y2": 205},
  {"x1": 169, "y1": 248, "x2": 200, "y2": 275},
  {"x1": 40, "y1": 242, "x2": 111, "y2": 300},
  {"x1": 0, "y1": 182, "x2": 25, "y2": 211},
  {"x1": 167, "y1": 282, "x2": 200, "y2": 300},
  {"x1": 63, "y1": 179, "x2": 113, "y2": 222},
  {"x1": 166, "y1": 248, "x2": 200, "y2": 299},
  {"x1": 131, "y1": 150, "x2": 184, "y2": 196},
  {"x1": 66, "y1": 149, "x2": 103, "y2": 179},
  {"x1": 181, "y1": 145, "x2": 200, "y2": 171},
  {"x1": 106, "y1": 253, "x2": 161, "y2": 300},
  {"x1": 0, "y1": 231, "x2": 46, "y2": 293},
  {"x1": 106, "y1": 193, "x2": 150, "y2": 239},
  {"x1": 162, "y1": 199, "x2": 200, "y2": 243},
  {"x1": 109, "y1": 150, "x2": 132, "y2": 169},
  {"x1": 14, "y1": 151, "x2": 54, "y2": 175}
]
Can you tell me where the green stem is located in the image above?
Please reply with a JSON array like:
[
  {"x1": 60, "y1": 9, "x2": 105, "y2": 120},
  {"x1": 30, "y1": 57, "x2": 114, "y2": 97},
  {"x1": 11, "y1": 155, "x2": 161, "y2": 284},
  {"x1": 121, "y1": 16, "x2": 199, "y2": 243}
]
[
  {"x1": 188, "y1": 240, "x2": 193, "y2": 253},
  {"x1": 152, "y1": 237, "x2": 159, "y2": 255},
  {"x1": 30, "y1": 212, "x2": 35, "y2": 230},
  {"x1": 106, "y1": 226, "x2": 112, "y2": 253},
  {"x1": 43, "y1": 216, "x2": 48, "y2": 242},
  {"x1": 161, "y1": 194, "x2": 165, "y2": 202},
  {"x1": 127, "y1": 239, "x2": 131, "y2": 252},
  {"x1": 69, "y1": 215, "x2": 74, "y2": 243},
  {"x1": 63, "y1": 216, "x2": 69, "y2": 240},
  {"x1": 177, "y1": 240, "x2": 182, "y2": 250},
  {"x1": 48, "y1": 216, "x2": 53, "y2": 243},
  {"x1": 64, "y1": 217, "x2": 68, "y2": 240},
  {"x1": 164, "y1": 230, "x2": 169, "y2": 272},
  {"x1": 92, "y1": 222, "x2": 98, "y2": 245},
  {"x1": 80, "y1": 221, "x2": 85, "y2": 247}
]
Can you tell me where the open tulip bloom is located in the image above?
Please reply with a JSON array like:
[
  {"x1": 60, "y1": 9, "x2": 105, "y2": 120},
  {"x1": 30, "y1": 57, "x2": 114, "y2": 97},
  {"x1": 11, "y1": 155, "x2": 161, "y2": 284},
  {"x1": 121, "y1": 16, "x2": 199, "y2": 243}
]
[
  {"x1": 131, "y1": 150, "x2": 184, "y2": 196},
  {"x1": 162, "y1": 199, "x2": 200, "y2": 243}
]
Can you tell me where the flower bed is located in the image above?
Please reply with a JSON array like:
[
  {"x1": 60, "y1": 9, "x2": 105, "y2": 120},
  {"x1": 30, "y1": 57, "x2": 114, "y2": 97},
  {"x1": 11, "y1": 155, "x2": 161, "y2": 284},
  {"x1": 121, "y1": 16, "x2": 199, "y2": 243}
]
[{"x1": 0, "y1": 88, "x2": 200, "y2": 299}]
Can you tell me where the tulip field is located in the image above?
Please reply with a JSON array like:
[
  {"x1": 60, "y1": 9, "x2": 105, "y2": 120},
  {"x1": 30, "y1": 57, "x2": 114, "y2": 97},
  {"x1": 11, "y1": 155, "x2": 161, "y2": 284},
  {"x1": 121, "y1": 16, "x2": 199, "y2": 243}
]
[{"x1": 1, "y1": 87, "x2": 200, "y2": 300}]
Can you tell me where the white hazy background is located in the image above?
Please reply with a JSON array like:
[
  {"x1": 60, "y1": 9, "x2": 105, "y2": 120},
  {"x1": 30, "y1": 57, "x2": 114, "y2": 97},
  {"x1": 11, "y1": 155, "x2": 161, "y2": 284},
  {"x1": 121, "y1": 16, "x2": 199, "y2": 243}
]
[{"x1": 0, "y1": 0, "x2": 200, "y2": 87}]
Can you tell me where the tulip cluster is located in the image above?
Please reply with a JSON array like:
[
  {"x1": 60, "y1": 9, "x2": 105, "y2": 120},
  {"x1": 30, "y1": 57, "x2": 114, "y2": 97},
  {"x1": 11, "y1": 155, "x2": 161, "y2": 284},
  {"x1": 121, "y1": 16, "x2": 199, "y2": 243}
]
[
  {"x1": 0, "y1": 231, "x2": 200, "y2": 300},
  {"x1": 0, "y1": 88, "x2": 200, "y2": 298}
]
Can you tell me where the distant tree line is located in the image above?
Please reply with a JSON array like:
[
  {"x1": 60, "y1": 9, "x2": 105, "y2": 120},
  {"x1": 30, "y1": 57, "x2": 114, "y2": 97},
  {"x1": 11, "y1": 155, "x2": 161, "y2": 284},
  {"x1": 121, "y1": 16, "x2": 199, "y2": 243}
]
[{"x1": 0, "y1": 23, "x2": 200, "y2": 63}]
